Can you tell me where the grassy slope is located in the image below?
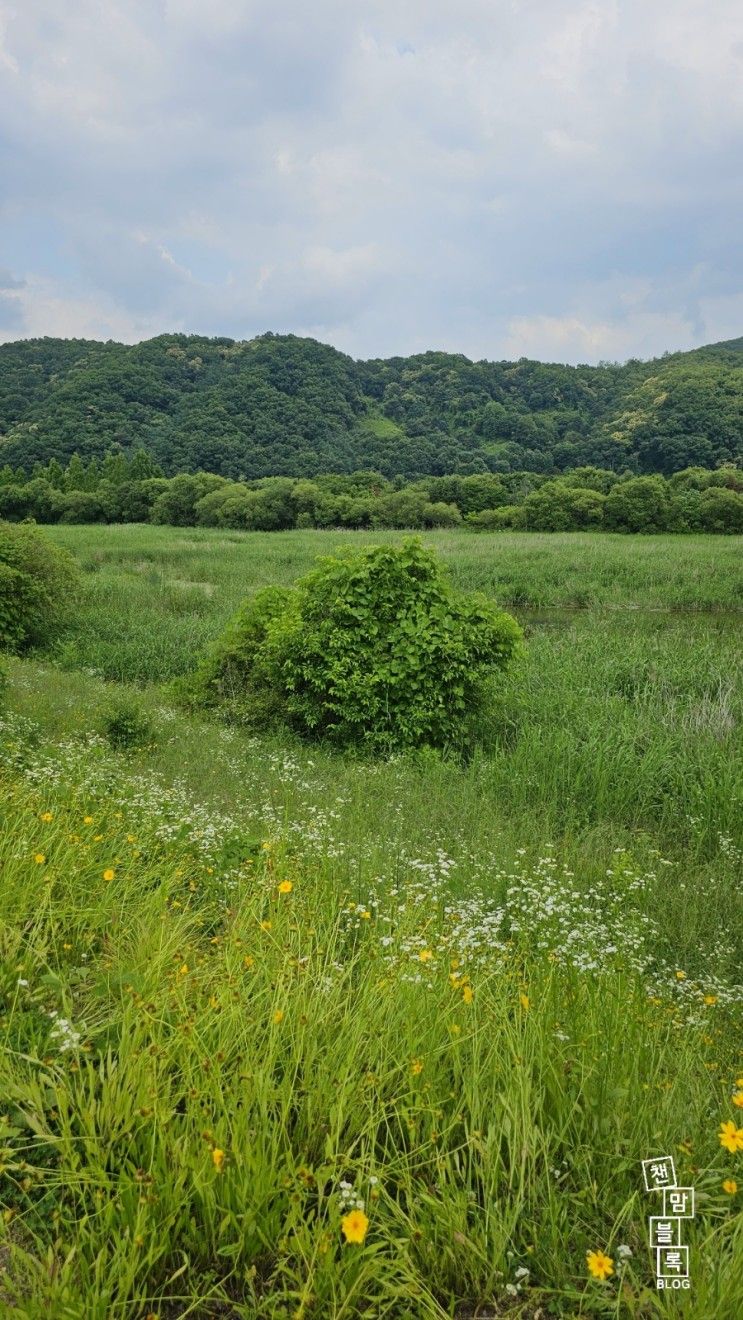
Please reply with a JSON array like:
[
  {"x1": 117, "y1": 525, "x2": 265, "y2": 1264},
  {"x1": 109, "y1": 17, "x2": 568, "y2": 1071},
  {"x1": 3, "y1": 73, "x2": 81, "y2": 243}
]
[{"x1": 1, "y1": 529, "x2": 742, "y2": 1317}]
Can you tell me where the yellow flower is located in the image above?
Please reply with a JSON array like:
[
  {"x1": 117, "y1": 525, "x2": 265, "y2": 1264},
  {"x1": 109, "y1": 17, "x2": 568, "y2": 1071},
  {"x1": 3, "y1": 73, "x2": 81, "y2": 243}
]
[
  {"x1": 733, "y1": 1093, "x2": 743, "y2": 1109},
  {"x1": 462, "y1": 985, "x2": 474, "y2": 1004},
  {"x1": 103, "y1": 868, "x2": 115, "y2": 882},
  {"x1": 272, "y1": 1009, "x2": 285, "y2": 1025},
  {"x1": 277, "y1": 880, "x2": 293, "y2": 894},
  {"x1": 586, "y1": 1249, "x2": 614, "y2": 1280},
  {"x1": 243, "y1": 955, "x2": 255, "y2": 969},
  {"x1": 40, "y1": 811, "x2": 53, "y2": 822},
  {"x1": 737, "y1": 1077, "x2": 743, "y2": 1088},
  {"x1": 83, "y1": 815, "x2": 94, "y2": 825},
  {"x1": 675, "y1": 970, "x2": 686, "y2": 980},
  {"x1": 722, "y1": 1179, "x2": 738, "y2": 1195},
  {"x1": 260, "y1": 920, "x2": 272, "y2": 931},
  {"x1": 719, "y1": 1120, "x2": 743, "y2": 1153},
  {"x1": 411, "y1": 1058, "x2": 424, "y2": 1075},
  {"x1": 520, "y1": 993, "x2": 530, "y2": 1011},
  {"x1": 418, "y1": 949, "x2": 433, "y2": 963},
  {"x1": 34, "y1": 853, "x2": 46, "y2": 865},
  {"x1": 178, "y1": 963, "x2": 189, "y2": 976},
  {"x1": 341, "y1": 1209, "x2": 369, "y2": 1244},
  {"x1": 704, "y1": 995, "x2": 718, "y2": 1005},
  {"x1": 211, "y1": 1148, "x2": 225, "y2": 1172}
]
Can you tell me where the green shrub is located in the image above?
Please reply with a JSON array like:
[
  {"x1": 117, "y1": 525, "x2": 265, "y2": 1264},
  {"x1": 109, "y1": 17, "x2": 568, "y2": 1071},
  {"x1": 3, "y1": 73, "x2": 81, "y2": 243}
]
[
  {"x1": 101, "y1": 698, "x2": 155, "y2": 751},
  {"x1": 184, "y1": 585, "x2": 296, "y2": 728},
  {"x1": 604, "y1": 476, "x2": 671, "y2": 532},
  {"x1": 0, "y1": 521, "x2": 79, "y2": 652},
  {"x1": 698, "y1": 487, "x2": 743, "y2": 533},
  {"x1": 523, "y1": 484, "x2": 606, "y2": 531},
  {"x1": 192, "y1": 539, "x2": 522, "y2": 753},
  {"x1": 467, "y1": 505, "x2": 526, "y2": 530}
]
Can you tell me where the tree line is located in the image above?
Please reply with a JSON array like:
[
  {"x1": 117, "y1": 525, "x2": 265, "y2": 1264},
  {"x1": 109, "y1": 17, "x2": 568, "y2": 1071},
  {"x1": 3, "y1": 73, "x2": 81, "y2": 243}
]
[{"x1": 1, "y1": 449, "x2": 741, "y2": 533}]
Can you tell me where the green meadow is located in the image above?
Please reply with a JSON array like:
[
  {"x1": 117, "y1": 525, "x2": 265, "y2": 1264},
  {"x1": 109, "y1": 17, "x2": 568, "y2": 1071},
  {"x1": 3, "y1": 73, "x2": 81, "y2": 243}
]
[{"x1": 1, "y1": 527, "x2": 742, "y2": 1318}]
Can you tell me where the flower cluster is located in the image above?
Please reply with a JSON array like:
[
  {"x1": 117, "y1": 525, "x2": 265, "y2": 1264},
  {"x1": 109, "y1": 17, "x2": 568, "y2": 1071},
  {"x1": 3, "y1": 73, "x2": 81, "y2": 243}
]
[{"x1": 48, "y1": 1009, "x2": 82, "y2": 1053}]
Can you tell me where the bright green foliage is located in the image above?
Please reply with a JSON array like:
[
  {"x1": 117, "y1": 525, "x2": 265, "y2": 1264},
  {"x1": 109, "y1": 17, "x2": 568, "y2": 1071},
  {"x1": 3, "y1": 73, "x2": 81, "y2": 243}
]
[
  {"x1": 1, "y1": 632, "x2": 742, "y2": 1316},
  {"x1": 1, "y1": 529, "x2": 742, "y2": 1313},
  {"x1": 523, "y1": 484, "x2": 606, "y2": 531},
  {"x1": 186, "y1": 585, "x2": 298, "y2": 728},
  {"x1": 3, "y1": 447, "x2": 742, "y2": 532},
  {"x1": 100, "y1": 697, "x2": 155, "y2": 750},
  {"x1": 0, "y1": 521, "x2": 78, "y2": 652},
  {"x1": 698, "y1": 486, "x2": 743, "y2": 533},
  {"x1": 194, "y1": 540, "x2": 522, "y2": 752},
  {"x1": 604, "y1": 475, "x2": 672, "y2": 532}
]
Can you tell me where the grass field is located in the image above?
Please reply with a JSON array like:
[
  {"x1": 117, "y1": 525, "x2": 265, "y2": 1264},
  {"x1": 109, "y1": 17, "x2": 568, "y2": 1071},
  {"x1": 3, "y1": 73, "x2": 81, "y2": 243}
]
[
  {"x1": 41, "y1": 526, "x2": 743, "y2": 683},
  {"x1": 1, "y1": 528, "x2": 742, "y2": 1318}
]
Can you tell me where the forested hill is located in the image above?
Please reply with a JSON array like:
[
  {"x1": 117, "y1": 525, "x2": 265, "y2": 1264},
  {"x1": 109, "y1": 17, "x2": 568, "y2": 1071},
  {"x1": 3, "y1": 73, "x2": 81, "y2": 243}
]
[{"x1": 1, "y1": 331, "x2": 742, "y2": 479}]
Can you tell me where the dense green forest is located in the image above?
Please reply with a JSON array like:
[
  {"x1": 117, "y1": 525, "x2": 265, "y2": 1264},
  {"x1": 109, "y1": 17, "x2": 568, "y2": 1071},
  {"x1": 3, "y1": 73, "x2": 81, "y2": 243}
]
[{"x1": 1, "y1": 331, "x2": 742, "y2": 480}]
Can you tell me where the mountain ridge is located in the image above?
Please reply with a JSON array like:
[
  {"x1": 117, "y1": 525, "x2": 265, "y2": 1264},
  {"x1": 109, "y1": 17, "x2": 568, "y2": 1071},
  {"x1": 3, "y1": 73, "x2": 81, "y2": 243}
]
[{"x1": 1, "y1": 331, "x2": 741, "y2": 478}]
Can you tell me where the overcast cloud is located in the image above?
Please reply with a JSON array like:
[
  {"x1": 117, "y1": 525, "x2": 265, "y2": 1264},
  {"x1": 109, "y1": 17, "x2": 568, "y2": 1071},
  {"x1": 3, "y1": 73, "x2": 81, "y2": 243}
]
[{"x1": 0, "y1": 0, "x2": 742, "y2": 362}]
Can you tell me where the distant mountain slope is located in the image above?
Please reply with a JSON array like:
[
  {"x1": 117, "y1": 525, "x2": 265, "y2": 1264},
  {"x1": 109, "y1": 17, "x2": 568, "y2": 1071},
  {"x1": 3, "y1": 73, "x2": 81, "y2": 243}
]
[{"x1": 1, "y1": 331, "x2": 741, "y2": 478}]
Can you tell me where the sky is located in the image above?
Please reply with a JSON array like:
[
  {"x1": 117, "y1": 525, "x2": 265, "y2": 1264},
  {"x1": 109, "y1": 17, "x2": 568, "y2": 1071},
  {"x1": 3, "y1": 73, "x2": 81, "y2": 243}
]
[{"x1": 0, "y1": 0, "x2": 742, "y2": 365}]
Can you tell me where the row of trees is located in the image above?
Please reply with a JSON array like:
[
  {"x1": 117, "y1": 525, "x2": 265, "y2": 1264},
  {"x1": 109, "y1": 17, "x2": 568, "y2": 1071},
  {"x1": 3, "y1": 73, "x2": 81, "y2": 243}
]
[{"x1": 1, "y1": 449, "x2": 741, "y2": 533}]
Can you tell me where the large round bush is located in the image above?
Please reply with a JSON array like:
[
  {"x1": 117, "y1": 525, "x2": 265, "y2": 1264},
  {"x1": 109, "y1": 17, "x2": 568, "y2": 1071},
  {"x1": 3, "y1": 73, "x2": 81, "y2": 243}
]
[
  {"x1": 194, "y1": 539, "x2": 522, "y2": 752},
  {"x1": 0, "y1": 520, "x2": 79, "y2": 652}
]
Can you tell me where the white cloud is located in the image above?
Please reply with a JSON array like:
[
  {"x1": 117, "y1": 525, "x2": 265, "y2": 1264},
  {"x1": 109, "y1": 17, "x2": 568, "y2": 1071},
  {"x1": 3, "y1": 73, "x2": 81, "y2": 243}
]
[
  {"x1": 503, "y1": 311, "x2": 698, "y2": 364},
  {"x1": 0, "y1": 0, "x2": 741, "y2": 359},
  {"x1": 0, "y1": 275, "x2": 166, "y2": 343}
]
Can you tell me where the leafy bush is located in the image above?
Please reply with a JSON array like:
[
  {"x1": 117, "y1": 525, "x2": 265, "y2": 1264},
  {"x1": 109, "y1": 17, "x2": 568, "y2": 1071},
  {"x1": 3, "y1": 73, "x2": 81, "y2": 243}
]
[
  {"x1": 698, "y1": 487, "x2": 743, "y2": 534},
  {"x1": 604, "y1": 476, "x2": 671, "y2": 532},
  {"x1": 184, "y1": 585, "x2": 296, "y2": 727},
  {"x1": 0, "y1": 521, "x2": 79, "y2": 652},
  {"x1": 101, "y1": 698, "x2": 155, "y2": 750},
  {"x1": 467, "y1": 505, "x2": 526, "y2": 530},
  {"x1": 58, "y1": 490, "x2": 109, "y2": 523},
  {"x1": 523, "y1": 484, "x2": 606, "y2": 531},
  {"x1": 192, "y1": 539, "x2": 522, "y2": 752}
]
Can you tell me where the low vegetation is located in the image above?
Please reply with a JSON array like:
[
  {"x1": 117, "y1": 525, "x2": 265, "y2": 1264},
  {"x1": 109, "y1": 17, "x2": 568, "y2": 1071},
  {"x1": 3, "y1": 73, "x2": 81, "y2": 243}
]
[{"x1": 1, "y1": 524, "x2": 741, "y2": 1316}]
